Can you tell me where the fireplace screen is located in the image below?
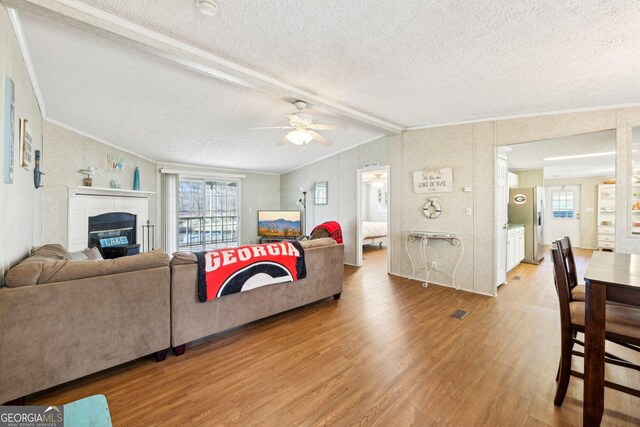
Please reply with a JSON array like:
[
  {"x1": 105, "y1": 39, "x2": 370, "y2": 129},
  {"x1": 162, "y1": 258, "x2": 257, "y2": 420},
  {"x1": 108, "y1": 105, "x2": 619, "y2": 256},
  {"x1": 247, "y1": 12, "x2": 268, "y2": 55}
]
[{"x1": 88, "y1": 212, "x2": 136, "y2": 249}]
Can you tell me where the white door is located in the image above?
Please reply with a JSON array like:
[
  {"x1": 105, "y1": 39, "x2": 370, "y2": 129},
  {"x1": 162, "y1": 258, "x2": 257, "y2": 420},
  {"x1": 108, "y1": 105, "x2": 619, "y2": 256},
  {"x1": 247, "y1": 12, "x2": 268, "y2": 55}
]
[
  {"x1": 496, "y1": 156, "x2": 508, "y2": 286},
  {"x1": 544, "y1": 185, "x2": 581, "y2": 246}
]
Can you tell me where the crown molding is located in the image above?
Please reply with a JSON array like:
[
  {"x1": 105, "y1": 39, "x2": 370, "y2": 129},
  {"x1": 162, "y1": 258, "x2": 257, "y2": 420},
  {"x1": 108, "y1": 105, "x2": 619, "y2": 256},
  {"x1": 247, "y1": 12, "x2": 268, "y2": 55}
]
[{"x1": 6, "y1": 8, "x2": 46, "y2": 116}]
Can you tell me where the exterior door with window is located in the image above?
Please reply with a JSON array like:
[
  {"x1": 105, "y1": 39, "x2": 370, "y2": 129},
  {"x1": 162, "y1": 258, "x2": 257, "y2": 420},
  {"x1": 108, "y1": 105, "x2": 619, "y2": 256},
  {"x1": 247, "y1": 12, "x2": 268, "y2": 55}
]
[{"x1": 544, "y1": 185, "x2": 580, "y2": 246}]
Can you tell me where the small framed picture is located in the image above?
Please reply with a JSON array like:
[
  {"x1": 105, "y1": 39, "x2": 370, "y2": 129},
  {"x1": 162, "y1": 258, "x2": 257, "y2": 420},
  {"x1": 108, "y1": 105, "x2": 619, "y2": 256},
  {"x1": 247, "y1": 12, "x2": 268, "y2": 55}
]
[
  {"x1": 314, "y1": 181, "x2": 328, "y2": 205},
  {"x1": 19, "y1": 118, "x2": 32, "y2": 168}
]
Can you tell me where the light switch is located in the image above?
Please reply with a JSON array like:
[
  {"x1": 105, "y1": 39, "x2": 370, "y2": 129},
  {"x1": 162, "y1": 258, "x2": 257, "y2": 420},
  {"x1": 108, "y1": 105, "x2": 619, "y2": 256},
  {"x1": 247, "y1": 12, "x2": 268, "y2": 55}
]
[
  {"x1": 586, "y1": 207, "x2": 594, "y2": 213},
  {"x1": 466, "y1": 208, "x2": 472, "y2": 215}
]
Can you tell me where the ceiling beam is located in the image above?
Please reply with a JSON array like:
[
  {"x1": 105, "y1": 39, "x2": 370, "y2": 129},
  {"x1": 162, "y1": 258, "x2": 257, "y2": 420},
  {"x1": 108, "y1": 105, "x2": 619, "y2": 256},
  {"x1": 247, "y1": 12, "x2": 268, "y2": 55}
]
[{"x1": 1, "y1": 0, "x2": 403, "y2": 134}]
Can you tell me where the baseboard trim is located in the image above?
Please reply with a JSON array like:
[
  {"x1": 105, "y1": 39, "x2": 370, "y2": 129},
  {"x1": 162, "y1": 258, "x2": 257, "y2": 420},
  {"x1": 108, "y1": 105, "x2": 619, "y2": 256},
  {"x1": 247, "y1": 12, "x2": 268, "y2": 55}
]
[{"x1": 388, "y1": 272, "x2": 496, "y2": 297}]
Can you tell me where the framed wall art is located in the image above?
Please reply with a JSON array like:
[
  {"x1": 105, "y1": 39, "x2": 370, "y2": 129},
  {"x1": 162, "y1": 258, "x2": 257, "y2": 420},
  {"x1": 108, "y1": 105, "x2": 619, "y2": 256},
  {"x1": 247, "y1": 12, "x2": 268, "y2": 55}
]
[
  {"x1": 19, "y1": 118, "x2": 32, "y2": 169},
  {"x1": 314, "y1": 181, "x2": 328, "y2": 205},
  {"x1": 3, "y1": 77, "x2": 15, "y2": 183}
]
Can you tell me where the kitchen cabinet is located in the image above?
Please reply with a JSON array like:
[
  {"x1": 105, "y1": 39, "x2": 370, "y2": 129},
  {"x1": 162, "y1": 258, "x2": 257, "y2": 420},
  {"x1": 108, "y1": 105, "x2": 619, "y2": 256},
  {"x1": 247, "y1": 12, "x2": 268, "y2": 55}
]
[
  {"x1": 507, "y1": 225, "x2": 525, "y2": 271},
  {"x1": 515, "y1": 227, "x2": 525, "y2": 263},
  {"x1": 508, "y1": 172, "x2": 519, "y2": 188}
]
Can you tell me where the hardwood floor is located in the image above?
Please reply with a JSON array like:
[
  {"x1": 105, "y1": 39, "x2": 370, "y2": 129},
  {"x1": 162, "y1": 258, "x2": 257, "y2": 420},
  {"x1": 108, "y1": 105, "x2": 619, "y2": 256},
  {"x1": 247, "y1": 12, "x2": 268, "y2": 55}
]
[{"x1": 30, "y1": 246, "x2": 639, "y2": 426}]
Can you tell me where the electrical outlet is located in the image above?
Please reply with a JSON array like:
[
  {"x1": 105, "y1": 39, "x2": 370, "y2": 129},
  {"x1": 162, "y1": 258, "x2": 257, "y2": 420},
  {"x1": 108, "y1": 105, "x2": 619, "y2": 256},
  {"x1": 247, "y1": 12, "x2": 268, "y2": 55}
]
[{"x1": 430, "y1": 261, "x2": 437, "y2": 269}]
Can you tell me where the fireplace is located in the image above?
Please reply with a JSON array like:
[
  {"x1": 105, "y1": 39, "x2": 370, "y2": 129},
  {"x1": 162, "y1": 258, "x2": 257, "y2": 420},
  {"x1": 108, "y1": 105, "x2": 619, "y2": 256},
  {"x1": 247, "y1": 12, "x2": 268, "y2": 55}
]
[{"x1": 88, "y1": 212, "x2": 140, "y2": 258}]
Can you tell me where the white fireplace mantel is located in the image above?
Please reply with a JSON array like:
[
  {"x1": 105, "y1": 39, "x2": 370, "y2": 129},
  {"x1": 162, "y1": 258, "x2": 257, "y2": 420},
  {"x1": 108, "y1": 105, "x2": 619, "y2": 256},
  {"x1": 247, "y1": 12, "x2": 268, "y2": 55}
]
[
  {"x1": 68, "y1": 186, "x2": 154, "y2": 199},
  {"x1": 67, "y1": 186, "x2": 155, "y2": 252}
]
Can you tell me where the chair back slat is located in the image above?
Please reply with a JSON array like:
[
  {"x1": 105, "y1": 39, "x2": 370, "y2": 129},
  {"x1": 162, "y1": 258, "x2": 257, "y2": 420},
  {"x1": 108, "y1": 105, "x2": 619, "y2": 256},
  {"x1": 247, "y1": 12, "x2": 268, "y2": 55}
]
[
  {"x1": 557, "y1": 236, "x2": 578, "y2": 293},
  {"x1": 550, "y1": 243, "x2": 573, "y2": 334}
]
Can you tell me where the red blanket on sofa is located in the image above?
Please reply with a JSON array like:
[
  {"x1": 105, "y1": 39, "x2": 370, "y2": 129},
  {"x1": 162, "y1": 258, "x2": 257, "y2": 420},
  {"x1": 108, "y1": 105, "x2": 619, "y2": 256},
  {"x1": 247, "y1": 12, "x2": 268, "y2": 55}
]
[{"x1": 195, "y1": 241, "x2": 306, "y2": 302}]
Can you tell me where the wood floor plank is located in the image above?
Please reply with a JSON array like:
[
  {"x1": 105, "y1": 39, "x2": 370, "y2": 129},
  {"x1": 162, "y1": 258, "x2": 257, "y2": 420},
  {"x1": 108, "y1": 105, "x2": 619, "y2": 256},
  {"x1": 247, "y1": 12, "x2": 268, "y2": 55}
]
[{"x1": 28, "y1": 246, "x2": 639, "y2": 426}]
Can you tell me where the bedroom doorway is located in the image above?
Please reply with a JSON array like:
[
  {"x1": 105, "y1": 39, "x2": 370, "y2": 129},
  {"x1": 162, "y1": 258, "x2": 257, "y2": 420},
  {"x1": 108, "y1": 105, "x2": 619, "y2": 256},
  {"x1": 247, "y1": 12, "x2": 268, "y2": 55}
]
[{"x1": 356, "y1": 166, "x2": 390, "y2": 271}]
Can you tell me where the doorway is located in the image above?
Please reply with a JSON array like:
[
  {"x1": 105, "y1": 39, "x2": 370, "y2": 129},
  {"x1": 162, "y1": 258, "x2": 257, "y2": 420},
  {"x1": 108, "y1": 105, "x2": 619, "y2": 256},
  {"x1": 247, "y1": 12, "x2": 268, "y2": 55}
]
[
  {"x1": 356, "y1": 166, "x2": 390, "y2": 271},
  {"x1": 494, "y1": 130, "x2": 616, "y2": 288},
  {"x1": 545, "y1": 185, "x2": 581, "y2": 246}
]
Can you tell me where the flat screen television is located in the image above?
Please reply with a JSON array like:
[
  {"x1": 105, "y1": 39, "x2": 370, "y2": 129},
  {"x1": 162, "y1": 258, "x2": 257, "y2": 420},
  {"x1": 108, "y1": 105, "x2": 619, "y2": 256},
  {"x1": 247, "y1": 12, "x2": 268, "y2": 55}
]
[{"x1": 258, "y1": 210, "x2": 302, "y2": 237}]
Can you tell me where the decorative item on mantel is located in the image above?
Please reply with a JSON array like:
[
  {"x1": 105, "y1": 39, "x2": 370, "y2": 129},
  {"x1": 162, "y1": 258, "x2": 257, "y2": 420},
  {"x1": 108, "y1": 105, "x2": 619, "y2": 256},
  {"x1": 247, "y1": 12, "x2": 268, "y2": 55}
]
[
  {"x1": 79, "y1": 166, "x2": 95, "y2": 187},
  {"x1": 133, "y1": 166, "x2": 140, "y2": 191},
  {"x1": 33, "y1": 150, "x2": 44, "y2": 189},
  {"x1": 109, "y1": 179, "x2": 121, "y2": 189}
]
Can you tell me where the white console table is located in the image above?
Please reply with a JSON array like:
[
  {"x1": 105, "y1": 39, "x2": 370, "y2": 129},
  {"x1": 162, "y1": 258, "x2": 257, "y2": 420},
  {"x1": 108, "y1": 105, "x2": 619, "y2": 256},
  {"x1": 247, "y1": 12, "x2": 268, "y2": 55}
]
[{"x1": 405, "y1": 231, "x2": 463, "y2": 289}]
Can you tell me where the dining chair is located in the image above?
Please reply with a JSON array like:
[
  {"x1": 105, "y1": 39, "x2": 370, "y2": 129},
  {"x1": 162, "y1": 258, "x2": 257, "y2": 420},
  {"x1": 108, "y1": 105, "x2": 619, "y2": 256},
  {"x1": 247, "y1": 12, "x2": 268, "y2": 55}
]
[
  {"x1": 556, "y1": 236, "x2": 585, "y2": 302},
  {"x1": 550, "y1": 243, "x2": 640, "y2": 406}
]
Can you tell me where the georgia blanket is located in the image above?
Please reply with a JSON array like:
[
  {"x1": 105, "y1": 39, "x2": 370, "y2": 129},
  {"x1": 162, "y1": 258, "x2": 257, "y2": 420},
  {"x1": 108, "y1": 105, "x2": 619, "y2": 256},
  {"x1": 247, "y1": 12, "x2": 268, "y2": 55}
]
[{"x1": 196, "y1": 241, "x2": 307, "y2": 302}]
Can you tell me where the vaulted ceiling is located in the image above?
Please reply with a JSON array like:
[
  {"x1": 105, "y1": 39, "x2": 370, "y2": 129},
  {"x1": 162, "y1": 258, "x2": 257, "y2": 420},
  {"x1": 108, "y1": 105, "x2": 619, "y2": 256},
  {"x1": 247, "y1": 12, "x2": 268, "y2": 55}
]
[{"x1": 9, "y1": 0, "x2": 640, "y2": 173}]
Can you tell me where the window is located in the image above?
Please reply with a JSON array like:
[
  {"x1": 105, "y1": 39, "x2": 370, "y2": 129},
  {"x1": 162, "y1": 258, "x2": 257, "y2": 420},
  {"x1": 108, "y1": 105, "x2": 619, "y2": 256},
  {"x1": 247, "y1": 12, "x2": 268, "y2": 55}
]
[
  {"x1": 551, "y1": 191, "x2": 575, "y2": 219},
  {"x1": 178, "y1": 178, "x2": 239, "y2": 252}
]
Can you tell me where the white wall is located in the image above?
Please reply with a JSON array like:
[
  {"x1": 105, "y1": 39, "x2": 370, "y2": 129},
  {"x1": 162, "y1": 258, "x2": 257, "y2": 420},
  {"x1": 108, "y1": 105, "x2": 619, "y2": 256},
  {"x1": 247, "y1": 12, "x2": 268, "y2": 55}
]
[
  {"x1": 364, "y1": 183, "x2": 388, "y2": 222},
  {"x1": 42, "y1": 121, "x2": 157, "y2": 247},
  {"x1": 513, "y1": 169, "x2": 544, "y2": 188},
  {"x1": 281, "y1": 135, "x2": 402, "y2": 266},
  {"x1": 0, "y1": 7, "x2": 43, "y2": 283},
  {"x1": 281, "y1": 108, "x2": 640, "y2": 296}
]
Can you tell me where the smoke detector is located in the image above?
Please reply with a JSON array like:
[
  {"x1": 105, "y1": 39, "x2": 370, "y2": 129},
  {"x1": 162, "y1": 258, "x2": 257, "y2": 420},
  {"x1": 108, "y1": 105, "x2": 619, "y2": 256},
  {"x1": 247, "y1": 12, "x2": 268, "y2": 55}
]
[{"x1": 196, "y1": 0, "x2": 218, "y2": 16}]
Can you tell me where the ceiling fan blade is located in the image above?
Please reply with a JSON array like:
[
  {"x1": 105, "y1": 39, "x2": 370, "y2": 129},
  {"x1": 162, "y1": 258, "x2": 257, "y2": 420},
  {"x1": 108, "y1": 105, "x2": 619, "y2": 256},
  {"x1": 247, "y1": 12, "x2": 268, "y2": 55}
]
[
  {"x1": 276, "y1": 134, "x2": 290, "y2": 146},
  {"x1": 308, "y1": 130, "x2": 332, "y2": 146},
  {"x1": 251, "y1": 126, "x2": 293, "y2": 130},
  {"x1": 309, "y1": 123, "x2": 348, "y2": 131}
]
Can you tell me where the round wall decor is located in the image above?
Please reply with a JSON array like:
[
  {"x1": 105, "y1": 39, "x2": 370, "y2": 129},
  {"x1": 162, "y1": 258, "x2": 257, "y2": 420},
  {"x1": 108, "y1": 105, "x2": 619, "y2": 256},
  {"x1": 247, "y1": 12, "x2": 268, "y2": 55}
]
[{"x1": 423, "y1": 198, "x2": 442, "y2": 219}]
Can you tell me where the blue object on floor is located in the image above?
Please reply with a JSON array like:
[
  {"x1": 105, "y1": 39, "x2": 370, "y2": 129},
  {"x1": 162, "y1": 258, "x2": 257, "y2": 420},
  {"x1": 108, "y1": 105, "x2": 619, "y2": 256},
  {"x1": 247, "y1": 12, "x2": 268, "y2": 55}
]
[
  {"x1": 133, "y1": 166, "x2": 140, "y2": 191},
  {"x1": 64, "y1": 394, "x2": 112, "y2": 427}
]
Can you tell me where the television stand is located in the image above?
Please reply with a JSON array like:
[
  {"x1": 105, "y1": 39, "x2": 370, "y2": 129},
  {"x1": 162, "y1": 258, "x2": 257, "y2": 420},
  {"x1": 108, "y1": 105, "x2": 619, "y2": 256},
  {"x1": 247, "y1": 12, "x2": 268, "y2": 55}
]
[{"x1": 259, "y1": 236, "x2": 299, "y2": 244}]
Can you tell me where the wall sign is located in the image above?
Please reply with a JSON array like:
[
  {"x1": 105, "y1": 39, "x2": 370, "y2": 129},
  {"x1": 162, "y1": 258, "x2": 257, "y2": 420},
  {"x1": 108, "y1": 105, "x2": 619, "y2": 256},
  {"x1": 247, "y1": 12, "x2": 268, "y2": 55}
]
[
  {"x1": 513, "y1": 193, "x2": 527, "y2": 205},
  {"x1": 413, "y1": 168, "x2": 453, "y2": 193},
  {"x1": 3, "y1": 77, "x2": 15, "y2": 183}
]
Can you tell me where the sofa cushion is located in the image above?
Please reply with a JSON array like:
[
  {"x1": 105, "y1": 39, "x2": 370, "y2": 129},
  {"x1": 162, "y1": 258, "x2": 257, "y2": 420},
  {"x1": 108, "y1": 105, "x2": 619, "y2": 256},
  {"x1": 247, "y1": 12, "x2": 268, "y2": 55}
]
[
  {"x1": 300, "y1": 237, "x2": 336, "y2": 249},
  {"x1": 171, "y1": 252, "x2": 197, "y2": 266},
  {"x1": 83, "y1": 247, "x2": 103, "y2": 260},
  {"x1": 68, "y1": 247, "x2": 103, "y2": 260},
  {"x1": 68, "y1": 251, "x2": 89, "y2": 260},
  {"x1": 5, "y1": 249, "x2": 169, "y2": 287},
  {"x1": 30, "y1": 244, "x2": 71, "y2": 261}
]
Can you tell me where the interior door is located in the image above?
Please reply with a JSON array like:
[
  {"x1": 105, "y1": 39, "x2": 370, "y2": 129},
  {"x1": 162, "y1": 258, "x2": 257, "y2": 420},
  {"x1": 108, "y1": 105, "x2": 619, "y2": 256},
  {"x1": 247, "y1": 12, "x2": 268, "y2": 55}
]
[
  {"x1": 544, "y1": 185, "x2": 581, "y2": 246},
  {"x1": 496, "y1": 156, "x2": 508, "y2": 286}
]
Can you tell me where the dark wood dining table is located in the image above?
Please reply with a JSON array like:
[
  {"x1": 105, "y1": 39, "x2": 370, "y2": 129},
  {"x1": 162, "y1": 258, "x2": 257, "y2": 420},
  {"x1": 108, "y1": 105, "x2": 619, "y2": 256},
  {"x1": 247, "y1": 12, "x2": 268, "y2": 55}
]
[{"x1": 583, "y1": 251, "x2": 640, "y2": 426}]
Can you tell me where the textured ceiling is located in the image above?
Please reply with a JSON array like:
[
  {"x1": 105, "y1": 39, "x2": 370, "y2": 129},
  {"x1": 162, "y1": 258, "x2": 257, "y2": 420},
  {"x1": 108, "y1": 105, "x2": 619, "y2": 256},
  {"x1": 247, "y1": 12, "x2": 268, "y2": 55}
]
[
  {"x1": 15, "y1": 1, "x2": 640, "y2": 173},
  {"x1": 72, "y1": 0, "x2": 640, "y2": 127},
  {"x1": 19, "y1": 12, "x2": 382, "y2": 173},
  {"x1": 508, "y1": 130, "x2": 616, "y2": 179}
]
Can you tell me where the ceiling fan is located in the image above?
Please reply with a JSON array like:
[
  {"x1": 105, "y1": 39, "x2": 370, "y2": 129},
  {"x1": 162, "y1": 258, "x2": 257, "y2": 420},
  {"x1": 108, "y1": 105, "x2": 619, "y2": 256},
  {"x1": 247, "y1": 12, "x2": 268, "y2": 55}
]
[
  {"x1": 363, "y1": 173, "x2": 387, "y2": 187},
  {"x1": 254, "y1": 100, "x2": 347, "y2": 147}
]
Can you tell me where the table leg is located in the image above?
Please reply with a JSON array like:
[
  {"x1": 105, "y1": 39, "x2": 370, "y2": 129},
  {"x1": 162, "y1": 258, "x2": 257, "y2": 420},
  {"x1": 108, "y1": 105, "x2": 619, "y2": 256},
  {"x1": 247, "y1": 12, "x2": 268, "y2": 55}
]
[{"x1": 584, "y1": 280, "x2": 606, "y2": 426}]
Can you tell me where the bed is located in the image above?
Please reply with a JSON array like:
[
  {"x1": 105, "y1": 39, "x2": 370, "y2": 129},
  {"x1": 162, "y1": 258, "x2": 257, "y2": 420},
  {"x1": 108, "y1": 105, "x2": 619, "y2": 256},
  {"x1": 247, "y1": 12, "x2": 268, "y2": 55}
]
[{"x1": 362, "y1": 221, "x2": 388, "y2": 247}]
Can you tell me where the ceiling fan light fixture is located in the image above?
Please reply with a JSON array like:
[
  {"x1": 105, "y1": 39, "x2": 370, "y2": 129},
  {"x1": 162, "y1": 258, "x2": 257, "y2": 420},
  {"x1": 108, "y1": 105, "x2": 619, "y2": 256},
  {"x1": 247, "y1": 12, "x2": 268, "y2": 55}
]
[
  {"x1": 196, "y1": 0, "x2": 218, "y2": 16},
  {"x1": 286, "y1": 129, "x2": 313, "y2": 145}
]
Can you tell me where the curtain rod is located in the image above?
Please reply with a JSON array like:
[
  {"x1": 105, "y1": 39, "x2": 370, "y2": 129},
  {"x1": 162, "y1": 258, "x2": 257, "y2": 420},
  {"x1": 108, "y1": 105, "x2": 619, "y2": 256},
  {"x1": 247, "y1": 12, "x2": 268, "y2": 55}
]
[{"x1": 159, "y1": 168, "x2": 246, "y2": 179}]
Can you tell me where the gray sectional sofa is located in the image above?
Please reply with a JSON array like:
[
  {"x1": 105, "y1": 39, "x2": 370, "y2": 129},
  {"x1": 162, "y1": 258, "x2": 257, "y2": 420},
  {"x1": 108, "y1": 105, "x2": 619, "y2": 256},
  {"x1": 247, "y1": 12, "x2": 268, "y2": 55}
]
[
  {"x1": 0, "y1": 238, "x2": 343, "y2": 403},
  {"x1": 0, "y1": 247, "x2": 171, "y2": 404},
  {"x1": 170, "y1": 238, "x2": 344, "y2": 354}
]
